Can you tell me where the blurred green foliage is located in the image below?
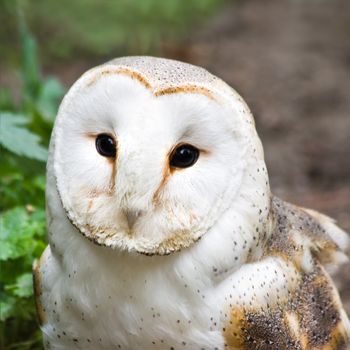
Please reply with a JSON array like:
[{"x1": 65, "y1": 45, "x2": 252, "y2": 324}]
[
  {"x1": 0, "y1": 14, "x2": 64, "y2": 350},
  {"x1": 0, "y1": 1, "x2": 225, "y2": 348},
  {"x1": 1, "y1": 0, "x2": 225, "y2": 65}
]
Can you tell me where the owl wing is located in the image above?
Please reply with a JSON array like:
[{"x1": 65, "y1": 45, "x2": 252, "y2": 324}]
[
  {"x1": 33, "y1": 245, "x2": 51, "y2": 327},
  {"x1": 267, "y1": 196, "x2": 350, "y2": 274},
  {"x1": 223, "y1": 196, "x2": 350, "y2": 349}
]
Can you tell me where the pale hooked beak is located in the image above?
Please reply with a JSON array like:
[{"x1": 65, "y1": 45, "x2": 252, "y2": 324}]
[{"x1": 125, "y1": 210, "x2": 142, "y2": 229}]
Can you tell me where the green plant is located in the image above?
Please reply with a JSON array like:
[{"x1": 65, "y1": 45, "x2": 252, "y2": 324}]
[
  {"x1": 0, "y1": 0, "x2": 226, "y2": 64},
  {"x1": 0, "y1": 15, "x2": 64, "y2": 350}
]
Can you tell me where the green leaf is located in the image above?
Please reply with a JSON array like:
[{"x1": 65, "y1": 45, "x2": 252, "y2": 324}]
[
  {"x1": 0, "y1": 207, "x2": 29, "y2": 260},
  {"x1": 0, "y1": 241, "x2": 16, "y2": 261},
  {"x1": 6, "y1": 273, "x2": 33, "y2": 298},
  {"x1": 0, "y1": 207, "x2": 28, "y2": 240},
  {"x1": 0, "y1": 207, "x2": 46, "y2": 261},
  {"x1": 0, "y1": 295, "x2": 16, "y2": 321},
  {"x1": 37, "y1": 77, "x2": 64, "y2": 122},
  {"x1": 0, "y1": 112, "x2": 48, "y2": 161}
]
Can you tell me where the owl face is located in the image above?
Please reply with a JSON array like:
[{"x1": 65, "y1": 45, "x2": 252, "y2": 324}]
[{"x1": 52, "y1": 57, "x2": 266, "y2": 255}]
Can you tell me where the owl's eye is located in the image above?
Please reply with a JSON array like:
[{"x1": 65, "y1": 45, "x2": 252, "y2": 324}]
[
  {"x1": 169, "y1": 144, "x2": 199, "y2": 169},
  {"x1": 95, "y1": 134, "x2": 116, "y2": 158}
]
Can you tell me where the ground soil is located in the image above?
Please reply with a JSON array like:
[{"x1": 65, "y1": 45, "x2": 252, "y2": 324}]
[{"x1": 183, "y1": 0, "x2": 350, "y2": 319}]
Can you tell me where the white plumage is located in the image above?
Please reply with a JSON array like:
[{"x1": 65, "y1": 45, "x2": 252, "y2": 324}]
[{"x1": 34, "y1": 56, "x2": 350, "y2": 349}]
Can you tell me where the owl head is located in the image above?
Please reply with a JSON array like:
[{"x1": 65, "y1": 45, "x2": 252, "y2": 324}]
[{"x1": 50, "y1": 56, "x2": 269, "y2": 255}]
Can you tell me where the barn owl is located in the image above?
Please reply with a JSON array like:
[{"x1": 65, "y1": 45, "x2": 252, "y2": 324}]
[{"x1": 34, "y1": 56, "x2": 350, "y2": 350}]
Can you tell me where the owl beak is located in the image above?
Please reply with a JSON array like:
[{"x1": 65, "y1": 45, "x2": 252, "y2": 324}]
[{"x1": 125, "y1": 210, "x2": 142, "y2": 229}]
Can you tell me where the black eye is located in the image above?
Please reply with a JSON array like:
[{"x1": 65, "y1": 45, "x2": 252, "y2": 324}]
[
  {"x1": 95, "y1": 134, "x2": 116, "y2": 158},
  {"x1": 169, "y1": 144, "x2": 200, "y2": 168}
]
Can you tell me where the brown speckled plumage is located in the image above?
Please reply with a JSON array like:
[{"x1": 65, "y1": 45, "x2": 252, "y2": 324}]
[{"x1": 223, "y1": 196, "x2": 349, "y2": 349}]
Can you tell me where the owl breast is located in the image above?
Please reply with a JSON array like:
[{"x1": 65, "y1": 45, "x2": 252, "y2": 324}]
[{"x1": 36, "y1": 197, "x2": 270, "y2": 349}]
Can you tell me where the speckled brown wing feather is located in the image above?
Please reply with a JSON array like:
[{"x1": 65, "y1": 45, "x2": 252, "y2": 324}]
[
  {"x1": 33, "y1": 259, "x2": 46, "y2": 326},
  {"x1": 267, "y1": 197, "x2": 349, "y2": 272},
  {"x1": 225, "y1": 265, "x2": 349, "y2": 350},
  {"x1": 224, "y1": 197, "x2": 350, "y2": 350},
  {"x1": 33, "y1": 246, "x2": 51, "y2": 327}
]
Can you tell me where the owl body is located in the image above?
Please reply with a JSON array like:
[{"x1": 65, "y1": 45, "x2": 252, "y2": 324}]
[{"x1": 35, "y1": 57, "x2": 350, "y2": 349}]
